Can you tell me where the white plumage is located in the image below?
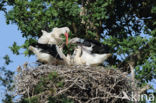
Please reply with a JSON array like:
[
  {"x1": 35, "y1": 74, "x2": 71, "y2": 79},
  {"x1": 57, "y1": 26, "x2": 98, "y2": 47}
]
[
  {"x1": 38, "y1": 27, "x2": 70, "y2": 45},
  {"x1": 31, "y1": 27, "x2": 70, "y2": 64},
  {"x1": 28, "y1": 43, "x2": 68, "y2": 64},
  {"x1": 69, "y1": 37, "x2": 112, "y2": 66},
  {"x1": 72, "y1": 46, "x2": 111, "y2": 66},
  {"x1": 30, "y1": 27, "x2": 112, "y2": 66},
  {"x1": 38, "y1": 30, "x2": 53, "y2": 44},
  {"x1": 72, "y1": 46, "x2": 86, "y2": 65},
  {"x1": 29, "y1": 46, "x2": 54, "y2": 64}
]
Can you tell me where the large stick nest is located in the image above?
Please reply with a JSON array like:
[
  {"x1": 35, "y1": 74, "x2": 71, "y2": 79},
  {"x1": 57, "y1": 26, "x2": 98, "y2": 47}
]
[{"x1": 14, "y1": 64, "x2": 135, "y2": 103}]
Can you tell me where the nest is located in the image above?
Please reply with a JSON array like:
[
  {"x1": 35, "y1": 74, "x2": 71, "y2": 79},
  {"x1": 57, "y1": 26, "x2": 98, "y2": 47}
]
[{"x1": 14, "y1": 64, "x2": 136, "y2": 103}]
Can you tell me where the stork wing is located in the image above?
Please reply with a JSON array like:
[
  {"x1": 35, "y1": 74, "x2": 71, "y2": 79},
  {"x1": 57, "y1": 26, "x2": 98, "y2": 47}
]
[{"x1": 69, "y1": 37, "x2": 111, "y2": 54}]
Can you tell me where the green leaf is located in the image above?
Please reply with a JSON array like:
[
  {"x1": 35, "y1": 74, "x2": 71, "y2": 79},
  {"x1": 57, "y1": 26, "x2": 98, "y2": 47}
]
[
  {"x1": 3, "y1": 55, "x2": 13, "y2": 65},
  {"x1": 9, "y1": 42, "x2": 21, "y2": 55}
]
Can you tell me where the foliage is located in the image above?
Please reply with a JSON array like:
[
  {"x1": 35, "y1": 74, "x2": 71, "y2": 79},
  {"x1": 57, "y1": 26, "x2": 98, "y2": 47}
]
[
  {"x1": 19, "y1": 96, "x2": 39, "y2": 103},
  {"x1": 63, "y1": 44, "x2": 77, "y2": 55},
  {"x1": 3, "y1": 54, "x2": 13, "y2": 65},
  {"x1": 0, "y1": 0, "x2": 15, "y2": 12},
  {"x1": 48, "y1": 95, "x2": 74, "y2": 103},
  {"x1": 0, "y1": 0, "x2": 156, "y2": 102},
  {"x1": 3, "y1": 0, "x2": 155, "y2": 82},
  {"x1": 0, "y1": 55, "x2": 14, "y2": 103}
]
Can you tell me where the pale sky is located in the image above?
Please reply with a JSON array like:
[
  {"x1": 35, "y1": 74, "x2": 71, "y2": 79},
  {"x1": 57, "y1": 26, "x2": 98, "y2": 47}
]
[{"x1": 0, "y1": 11, "x2": 35, "y2": 102}]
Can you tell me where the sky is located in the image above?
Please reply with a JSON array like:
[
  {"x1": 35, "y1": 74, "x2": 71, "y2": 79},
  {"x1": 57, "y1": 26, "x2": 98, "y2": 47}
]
[
  {"x1": 0, "y1": 11, "x2": 35, "y2": 102},
  {"x1": 0, "y1": 11, "x2": 36, "y2": 68}
]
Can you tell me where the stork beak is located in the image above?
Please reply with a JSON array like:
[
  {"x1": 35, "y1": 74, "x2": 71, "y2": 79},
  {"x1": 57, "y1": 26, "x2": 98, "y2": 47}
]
[{"x1": 64, "y1": 32, "x2": 68, "y2": 45}]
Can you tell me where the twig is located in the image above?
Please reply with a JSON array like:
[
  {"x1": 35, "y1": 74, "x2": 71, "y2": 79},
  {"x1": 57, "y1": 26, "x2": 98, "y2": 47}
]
[
  {"x1": 54, "y1": 77, "x2": 79, "y2": 97},
  {"x1": 139, "y1": 85, "x2": 150, "y2": 94}
]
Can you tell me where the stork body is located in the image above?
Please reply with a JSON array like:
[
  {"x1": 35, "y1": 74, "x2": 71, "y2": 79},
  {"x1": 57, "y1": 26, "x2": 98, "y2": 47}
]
[
  {"x1": 29, "y1": 43, "x2": 65, "y2": 64},
  {"x1": 33, "y1": 27, "x2": 70, "y2": 65},
  {"x1": 72, "y1": 46, "x2": 111, "y2": 66},
  {"x1": 80, "y1": 49, "x2": 111, "y2": 65}
]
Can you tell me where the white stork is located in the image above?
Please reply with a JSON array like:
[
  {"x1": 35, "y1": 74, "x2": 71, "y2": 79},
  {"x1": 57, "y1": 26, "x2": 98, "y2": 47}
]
[{"x1": 30, "y1": 27, "x2": 70, "y2": 65}]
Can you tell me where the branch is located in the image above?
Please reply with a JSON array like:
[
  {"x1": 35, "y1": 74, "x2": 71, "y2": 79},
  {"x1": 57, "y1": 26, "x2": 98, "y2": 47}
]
[
  {"x1": 72, "y1": 22, "x2": 77, "y2": 33},
  {"x1": 118, "y1": 43, "x2": 150, "y2": 72},
  {"x1": 80, "y1": 5, "x2": 87, "y2": 24},
  {"x1": 138, "y1": 85, "x2": 150, "y2": 94},
  {"x1": 128, "y1": 63, "x2": 135, "y2": 84},
  {"x1": 54, "y1": 77, "x2": 79, "y2": 97},
  {"x1": 79, "y1": 3, "x2": 102, "y2": 40}
]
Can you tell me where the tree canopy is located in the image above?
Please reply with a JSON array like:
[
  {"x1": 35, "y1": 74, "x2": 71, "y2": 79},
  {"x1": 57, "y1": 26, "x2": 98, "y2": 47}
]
[{"x1": 0, "y1": 0, "x2": 156, "y2": 102}]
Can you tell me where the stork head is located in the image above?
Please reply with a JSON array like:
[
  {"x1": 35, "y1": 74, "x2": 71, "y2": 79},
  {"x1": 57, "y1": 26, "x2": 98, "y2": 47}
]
[{"x1": 51, "y1": 27, "x2": 70, "y2": 45}]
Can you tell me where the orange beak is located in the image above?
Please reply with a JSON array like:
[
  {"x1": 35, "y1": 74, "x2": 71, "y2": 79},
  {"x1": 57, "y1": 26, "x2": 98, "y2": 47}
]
[{"x1": 64, "y1": 32, "x2": 68, "y2": 45}]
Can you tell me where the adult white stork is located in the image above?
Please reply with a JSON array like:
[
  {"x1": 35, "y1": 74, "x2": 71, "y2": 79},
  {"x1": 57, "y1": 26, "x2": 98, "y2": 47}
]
[
  {"x1": 69, "y1": 37, "x2": 112, "y2": 66},
  {"x1": 38, "y1": 27, "x2": 70, "y2": 45},
  {"x1": 30, "y1": 27, "x2": 70, "y2": 65}
]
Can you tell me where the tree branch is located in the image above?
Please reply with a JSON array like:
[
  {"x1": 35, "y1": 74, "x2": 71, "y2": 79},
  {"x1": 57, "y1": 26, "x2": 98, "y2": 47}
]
[
  {"x1": 139, "y1": 85, "x2": 150, "y2": 94},
  {"x1": 119, "y1": 43, "x2": 150, "y2": 72},
  {"x1": 128, "y1": 63, "x2": 135, "y2": 84}
]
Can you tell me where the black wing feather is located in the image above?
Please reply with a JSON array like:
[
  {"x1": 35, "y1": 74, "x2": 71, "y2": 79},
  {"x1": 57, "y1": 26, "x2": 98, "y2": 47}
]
[
  {"x1": 31, "y1": 43, "x2": 62, "y2": 60},
  {"x1": 76, "y1": 38, "x2": 111, "y2": 54}
]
